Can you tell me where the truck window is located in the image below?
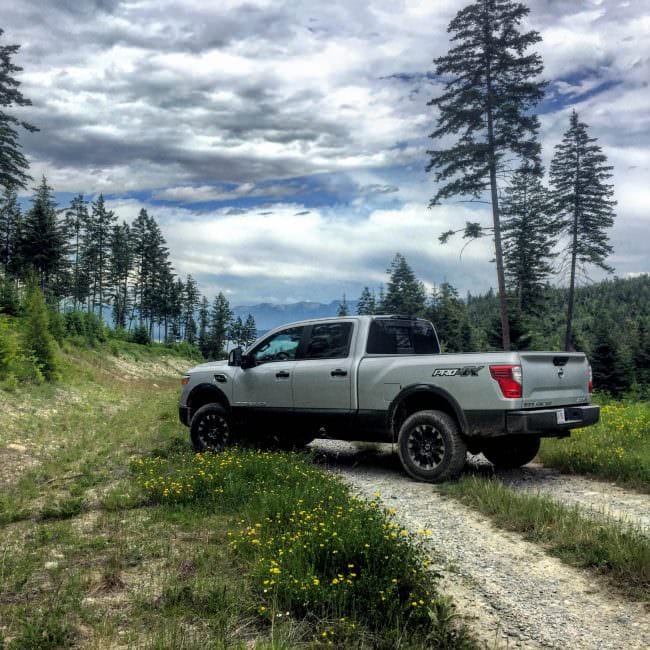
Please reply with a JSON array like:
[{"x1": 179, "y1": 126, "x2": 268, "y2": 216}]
[
  {"x1": 366, "y1": 319, "x2": 439, "y2": 355},
  {"x1": 301, "y1": 322, "x2": 353, "y2": 359},
  {"x1": 251, "y1": 326, "x2": 304, "y2": 363}
]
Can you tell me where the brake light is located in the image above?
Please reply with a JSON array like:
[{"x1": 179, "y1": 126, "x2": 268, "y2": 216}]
[
  {"x1": 489, "y1": 365, "x2": 522, "y2": 398},
  {"x1": 588, "y1": 365, "x2": 593, "y2": 393}
]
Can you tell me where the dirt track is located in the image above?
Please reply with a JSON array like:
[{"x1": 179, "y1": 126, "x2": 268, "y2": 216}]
[{"x1": 312, "y1": 440, "x2": 650, "y2": 649}]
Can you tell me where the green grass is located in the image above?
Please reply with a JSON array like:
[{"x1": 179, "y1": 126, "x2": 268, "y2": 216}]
[
  {"x1": 438, "y1": 476, "x2": 650, "y2": 602},
  {"x1": 0, "y1": 342, "x2": 475, "y2": 649},
  {"x1": 133, "y1": 450, "x2": 475, "y2": 648},
  {"x1": 539, "y1": 400, "x2": 650, "y2": 492}
]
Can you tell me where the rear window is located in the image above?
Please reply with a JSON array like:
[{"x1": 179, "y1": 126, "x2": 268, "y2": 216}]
[{"x1": 366, "y1": 319, "x2": 439, "y2": 355}]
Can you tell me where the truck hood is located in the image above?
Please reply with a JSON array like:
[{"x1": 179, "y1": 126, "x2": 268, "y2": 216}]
[{"x1": 187, "y1": 360, "x2": 228, "y2": 373}]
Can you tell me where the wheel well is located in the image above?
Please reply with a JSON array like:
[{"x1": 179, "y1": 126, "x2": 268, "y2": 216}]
[
  {"x1": 187, "y1": 385, "x2": 229, "y2": 418},
  {"x1": 392, "y1": 390, "x2": 463, "y2": 437}
]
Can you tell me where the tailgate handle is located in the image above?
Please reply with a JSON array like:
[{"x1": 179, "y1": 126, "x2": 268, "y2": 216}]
[{"x1": 553, "y1": 356, "x2": 569, "y2": 366}]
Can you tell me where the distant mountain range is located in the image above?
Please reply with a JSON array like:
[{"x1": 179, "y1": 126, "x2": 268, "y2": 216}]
[{"x1": 232, "y1": 300, "x2": 358, "y2": 332}]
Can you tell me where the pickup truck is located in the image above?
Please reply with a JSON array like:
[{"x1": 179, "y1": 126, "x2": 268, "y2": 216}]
[{"x1": 178, "y1": 315, "x2": 599, "y2": 482}]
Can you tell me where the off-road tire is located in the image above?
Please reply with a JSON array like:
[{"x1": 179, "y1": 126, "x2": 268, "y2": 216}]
[
  {"x1": 481, "y1": 435, "x2": 540, "y2": 469},
  {"x1": 190, "y1": 403, "x2": 234, "y2": 453},
  {"x1": 397, "y1": 410, "x2": 467, "y2": 482}
]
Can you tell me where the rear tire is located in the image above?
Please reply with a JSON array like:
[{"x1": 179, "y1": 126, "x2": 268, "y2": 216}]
[
  {"x1": 481, "y1": 435, "x2": 540, "y2": 469},
  {"x1": 397, "y1": 410, "x2": 467, "y2": 482},
  {"x1": 190, "y1": 403, "x2": 234, "y2": 452}
]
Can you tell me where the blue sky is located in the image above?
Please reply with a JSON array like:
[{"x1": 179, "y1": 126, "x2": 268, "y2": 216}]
[{"x1": 5, "y1": 0, "x2": 650, "y2": 306}]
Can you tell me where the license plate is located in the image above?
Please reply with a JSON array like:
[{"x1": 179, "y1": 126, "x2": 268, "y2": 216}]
[{"x1": 556, "y1": 409, "x2": 566, "y2": 424}]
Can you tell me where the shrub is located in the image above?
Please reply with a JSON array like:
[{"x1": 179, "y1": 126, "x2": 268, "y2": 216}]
[
  {"x1": 23, "y1": 286, "x2": 59, "y2": 381},
  {"x1": 130, "y1": 324, "x2": 152, "y2": 345}
]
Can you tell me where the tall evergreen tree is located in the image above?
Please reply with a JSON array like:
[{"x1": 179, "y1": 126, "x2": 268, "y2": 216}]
[
  {"x1": 0, "y1": 186, "x2": 21, "y2": 272},
  {"x1": 208, "y1": 292, "x2": 233, "y2": 359},
  {"x1": 0, "y1": 29, "x2": 38, "y2": 191},
  {"x1": 109, "y1": 221, "x2": 132, "y2": 329},
  {"x1": 550, "y1": 110, "x2": 616, "y2": 351},
  {"x1": 23, "y1": 284, "x2": 58, "y2": 380},
  {"x1": 182, "y1": 274, "x2": 200, "y2": 343},
  {"x1": 88, "y1": 194, "x2": 116, "y2": 320},
  {"x1": 427, "y1": 0, "x2": 546, "y2": 350},
  {"x1": 590, "y1": 319, "x2": 632, "y2": 396},
  {"x1": 381, "y1": 253, "x2": 426, "y2": 316},
  {"x1": 356, "y1": 286, "x2": 376, "y2": 315},
  {"x1": 197, "y1": 296, "x2": 210, "y2": 356},
  {"x1": 229, "y1": 315, "x2": 244, "y2": 348},
  {"x1": 501, "y1": 164, "x2": 556, "y2": 314},
  {"x1": 18, "y1": 177, "x2": 67, "y2": 294},
  {"x1": 243, "y1": 313, "x2": 257, "y2": 346},
  {"x1": 64, "y1": 194, "x2": 90, "y2": 311},
  {"x1": 428, "y1": 282, "x2": 473, "y2": 352}
]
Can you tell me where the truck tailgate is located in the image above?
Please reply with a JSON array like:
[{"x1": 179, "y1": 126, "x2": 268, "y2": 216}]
[{"x1": 519, "y1": 352, "x2": 589, "y2": 407}]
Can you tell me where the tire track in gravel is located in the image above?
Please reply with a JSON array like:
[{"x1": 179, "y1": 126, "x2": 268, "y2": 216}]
[{"x1": 311, "y1": 441, "x2": 650, "y2": 650}]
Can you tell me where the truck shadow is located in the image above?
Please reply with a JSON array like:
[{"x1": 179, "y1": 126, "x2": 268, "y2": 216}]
[{"x1": 309, "y1": 440, "x2": 503, "y2": 481}]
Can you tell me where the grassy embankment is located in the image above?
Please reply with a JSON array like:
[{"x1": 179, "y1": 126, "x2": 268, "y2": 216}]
[
  {"x1": 0, "y1": 336, "x2": 475, "y2": 649},
  {"x1": 539, "y1": 399, "x2": 650, "y2": 493}
]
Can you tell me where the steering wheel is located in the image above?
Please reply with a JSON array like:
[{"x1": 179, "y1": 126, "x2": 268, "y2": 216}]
[{"x1": 275, "y1": 351, "x2": 290, "y2": 360}]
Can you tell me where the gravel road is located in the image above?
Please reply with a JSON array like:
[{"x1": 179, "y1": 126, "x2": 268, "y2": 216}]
[{"x1": 311, "y1": 440, "x2": 650, "y2": 649}]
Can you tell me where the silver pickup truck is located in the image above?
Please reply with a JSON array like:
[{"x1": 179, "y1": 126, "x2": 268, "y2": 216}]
[{"x1": 178, "y1": 315, "x2": 599, "y2": 482}]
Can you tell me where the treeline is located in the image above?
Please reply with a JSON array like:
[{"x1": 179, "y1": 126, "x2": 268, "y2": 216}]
[
  {"x1": 0, "y1": 178, "x2": 257, "y2": 360},
  {"x1": 347, "y1": 254, "x2": 650, "y2": 397}
]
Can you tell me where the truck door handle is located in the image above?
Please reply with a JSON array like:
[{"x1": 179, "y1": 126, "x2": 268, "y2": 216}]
[
  {"x1": 331, "y1": 369, "x2": 347, "y2": 377},
  {"x1": 275, "y1": 370, "x2": 290, "y2": 379}
]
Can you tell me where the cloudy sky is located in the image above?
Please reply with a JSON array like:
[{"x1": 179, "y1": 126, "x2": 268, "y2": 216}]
[{"x1": 4, "y1": 0, "x2": 649, "y2": 305}]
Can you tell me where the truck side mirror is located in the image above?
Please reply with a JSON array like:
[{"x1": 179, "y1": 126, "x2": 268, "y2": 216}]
[
  {"x1": 240, "y1": 353, "x2": 256, "y2": 370},
  {"x1": 228, "y1": 347, "x2": 242, "y2": 367}
]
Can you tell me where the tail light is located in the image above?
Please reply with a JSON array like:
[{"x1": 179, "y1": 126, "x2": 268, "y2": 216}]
[
  {"x1": 489, "y1": 365, "x2": 522, "y2": 398},
  {"x1": 588, "y1": 365, "x2": 593, "y2": 393}
]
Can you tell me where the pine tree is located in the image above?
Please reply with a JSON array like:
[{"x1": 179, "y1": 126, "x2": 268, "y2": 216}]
[
  {"x1": 109, "y1": 222, "x2": 132, "y2": 329},
  {"x1": 243, "y1": 313, "x2": 257, "y2": 346},
  {"x1": 23, "y1": 284, "x2": 58, "y2": 380},
  {"x1": 18, "y1": 177, "x2": 68, "y2": 294},
  {"x1": 550, "y1": 110, "x2": 616, "y2": 351},
  {"x1": 229, "y1": 315, "x2": 244, "y2": 347},
  {"x1": 89, "y1": 194, "x2": 116, "y2": 321},
  {"x1": 207, "y1": 292, "x2": 233, "y2": 359},
  {"x1": 501, "y1": 164, "x2": 556, "y2": 314},
  {"x1": 590, "y1": 319, "x2": 632, "y2": 396},
  {"x1": 0, "y1": 186, "x2": 21, "y2": 272},
  {"x1": 64, "y1": 194, "x2": 90, "y2": 311},
  {"x1": 197, "y1": 296, "x2": 210, "y2": 356},
  {"x1": 428, "y1": 282, "x2": 473, "y2": 352},
  {"x1": 356, "y1": 287, "x2": 376, "y2": 315},
  {"x1": 182, "y1": 275, "x2": 200, "y2": 343},
  {"x1": 337, "y1": 293, "x2": 348, "y2": 317},
  {"x1": 636, "y1": 320, "x2": 650, "y2": 387},
  {"x1": 381, "y1": 253, "x2": 426, "y2": 316},
  {"x1": 427, "y1": 0, "x2": 546, "y2": 350},
  {"x1": 0, "y1": 29, "x2": 38, "y2": 191}
]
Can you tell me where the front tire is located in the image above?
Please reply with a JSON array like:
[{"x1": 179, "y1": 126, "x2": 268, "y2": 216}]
[
  {"x1": 481, "y1": 435, "x2": 540, "y2": 469},
  {"x1": 190, "y1": 404, "x2": 234, "y2": 452},
  {"x1": 397, "y1": 410, "x2": 467, "y2": 482}
]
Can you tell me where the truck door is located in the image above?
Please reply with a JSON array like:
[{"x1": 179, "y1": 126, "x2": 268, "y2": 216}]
[
  {"x1": 232, "y1": 325, "x2": 304, "y2": 410},
  {"x1": 292, "y1": 321, "x2": 355, "y2": 432}
]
